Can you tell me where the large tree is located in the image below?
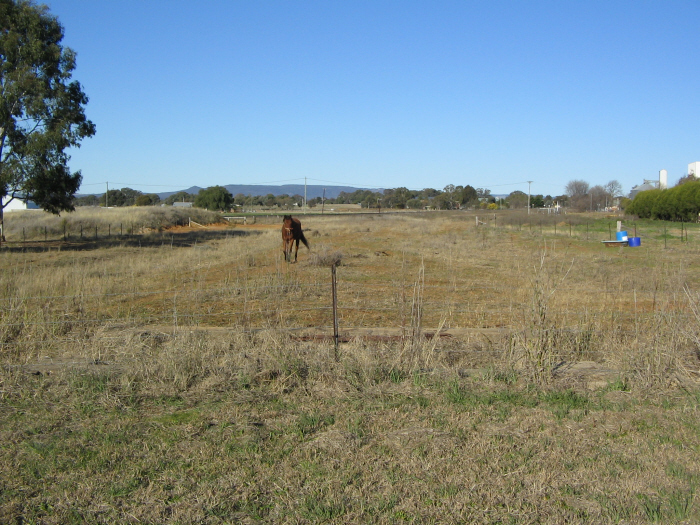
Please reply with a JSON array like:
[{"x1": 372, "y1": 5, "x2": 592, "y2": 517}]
[
  {"x1": 565, "y1": 179, "x2": 591, "y2": 211},
  {"x1": 194, "y1": 186, "x2": 233, "y2": 211},
  {"x1": 565, "y1": 179, "x2": 590, "y2": 197},
  {"x1": 604, "y1": 180, "x2": 623, "y2": 199},
  {"x1": 589, "y1": 185, "x2": 608, "y2": 211},
  {"x1": 507, "y1": 190, "x2": 528, "y2": 209},
  {"x1": 0, "y1": 0, "x2": 95, "y2": 240}
]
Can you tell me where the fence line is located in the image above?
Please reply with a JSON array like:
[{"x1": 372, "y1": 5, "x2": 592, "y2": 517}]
[
  {"x1": 0, "y1": 262, "x2": 692, "y2": 348},
  {"x1": 0, "y1": 278, "x2": 683, "y2": 304},
  {"x1": 6, "y1": 215, "x2": 698, "y2": 246},
  {"x1": 0, "y1": 323, "x2": 665, "y2": 351},
  {"x1": 0, "y1": 303, "x2": 687, "y2": 332}
]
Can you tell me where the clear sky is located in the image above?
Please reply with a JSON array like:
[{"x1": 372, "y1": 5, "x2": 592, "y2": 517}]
[{"x1": 47, "y1": 0, "x2": 700, "y2": 198}]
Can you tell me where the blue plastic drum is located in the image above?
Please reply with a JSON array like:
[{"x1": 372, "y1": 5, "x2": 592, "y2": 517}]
[{"x1": 628, "y1": 237, "x2": 641, "y2": 247}]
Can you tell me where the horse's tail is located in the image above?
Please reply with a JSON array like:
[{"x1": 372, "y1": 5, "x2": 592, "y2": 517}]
[{"x1": 299, "y1": 230, "x2": 310, "y2": 250}]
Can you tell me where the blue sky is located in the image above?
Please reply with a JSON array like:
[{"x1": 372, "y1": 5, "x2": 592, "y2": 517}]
[{"x1": 48, "y1": 0, "x2": 700, "y2": 197}]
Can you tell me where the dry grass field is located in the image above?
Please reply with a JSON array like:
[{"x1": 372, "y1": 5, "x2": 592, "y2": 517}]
[{"x1": 1, "y1": 208, "x2": 700, "y2": 524}]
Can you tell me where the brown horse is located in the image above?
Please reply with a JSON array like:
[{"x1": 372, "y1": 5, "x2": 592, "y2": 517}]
[{"x1": 282, "y1": 215, "x2": 310, "y2": 263}]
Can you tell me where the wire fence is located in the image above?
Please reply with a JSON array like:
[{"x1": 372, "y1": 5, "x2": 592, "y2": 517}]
[{"x1": 0, "y1": 265, "x2": 691, "y2": 352}]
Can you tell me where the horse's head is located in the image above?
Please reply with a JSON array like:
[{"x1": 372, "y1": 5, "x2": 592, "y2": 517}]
[{"x1": 282, "y1": 215, "x2": 292, "y2": 222}]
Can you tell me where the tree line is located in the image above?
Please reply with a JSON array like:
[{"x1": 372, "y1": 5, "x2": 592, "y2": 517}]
[
  {"x1": 562, "y1": 179, "x2": 625, "y2": 212},
  {"x1": 74, "y1": 184, "x2": 570, "y2": 212}
]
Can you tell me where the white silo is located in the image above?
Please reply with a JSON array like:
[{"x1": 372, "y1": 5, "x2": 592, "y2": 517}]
[
  {"x1": 689, "y1": 162, "x2": 700, "y2": 178},
  {"x1": 659, "y1": 169, "x2": 668, "y2": 189}
]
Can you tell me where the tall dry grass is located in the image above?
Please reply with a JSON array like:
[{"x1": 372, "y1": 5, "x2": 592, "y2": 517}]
[
  {"x1": 1, "y1": 209, "x2": 700, "y2": 523},
  {"x1": 2, "y1": 206, "x2": 223, "y2": 241},
  {"x1": 0, "y1": 209, "x2": 697, "y2": 385}
]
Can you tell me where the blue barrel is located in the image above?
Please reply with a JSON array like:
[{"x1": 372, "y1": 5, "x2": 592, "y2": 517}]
[
  {"x1": 616, "y1": 231, "x2": 628, "y2": 241},
  {"x1": 628, "y1": 237, "x2": 641, "y2": 247}
]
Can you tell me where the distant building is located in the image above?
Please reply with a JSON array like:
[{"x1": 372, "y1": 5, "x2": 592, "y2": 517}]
[
  {"x1": 689, "y1": 162, "x2": 700, "y2": 178},
  {"x1": 172, "y1": 202, "x2": 193, "y2": 208},
  {"x1": 1, "y1": 195, "x2": 40, "y2": 211},
  {"x1": 629, "y1": 182, "x2": 656, "y2": 199}
]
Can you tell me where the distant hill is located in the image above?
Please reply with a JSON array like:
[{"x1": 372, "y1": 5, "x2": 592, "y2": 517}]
[
  {"x1": 171, "y1": 184, "x2": 374, "y2": 200},
  {"x1": 78, "y1": 184, "x2": 377, "y2": 200}
]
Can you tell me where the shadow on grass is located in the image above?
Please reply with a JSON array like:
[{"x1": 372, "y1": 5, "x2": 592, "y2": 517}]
[{"x1": 0, "y1": 228, "x2": 260, "y2": 253}]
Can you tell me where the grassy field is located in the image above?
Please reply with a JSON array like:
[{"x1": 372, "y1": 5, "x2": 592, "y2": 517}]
[{"x1": 1, "y1": 208, "x2": 699, "y2": 524}]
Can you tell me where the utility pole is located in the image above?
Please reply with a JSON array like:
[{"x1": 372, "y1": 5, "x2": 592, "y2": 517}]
[
  {"x1": 527, "y1": 181, "x2": 533, "y2": 215},
  {"x1": 106, "y1": 181, "x2": 109, "y2": 208},
  {"x1": 321, "y1": 188, "x2": 325, "y2": 214},
  {"x1": 304, "y1": 177, "x2": 307, "y2": 214}
]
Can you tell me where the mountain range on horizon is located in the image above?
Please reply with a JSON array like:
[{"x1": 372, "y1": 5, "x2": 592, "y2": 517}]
[{"x1": 78, "y1": 184, "x2": 376, "y2": 201}]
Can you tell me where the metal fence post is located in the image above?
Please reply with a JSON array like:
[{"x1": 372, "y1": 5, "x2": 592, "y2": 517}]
[{"x1": 331, "y1": 264, "x2": 339, "y2": 361}]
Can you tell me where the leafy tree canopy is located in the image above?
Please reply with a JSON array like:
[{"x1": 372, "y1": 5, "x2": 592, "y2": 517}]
[
  {"x1": 135, "y1": 193, "x2": 160, "y2": 206},
  {"x1": 0, "y1": 0, "x2": 95, "y2": 219},
  {"x1": 194, "y1": 186, "x2": 233, "y2": 211},
  {"x1": 507, "y1": 190, "x2": 528, "y2": 209},
  {"x1": 627, "y1": 181, "x2": 700, "y2": 221},
  {"x1": 675, "y1": 174, "x2": 697, "y2": 187},
  {"x1": 460, "y1": 185, "x2": 478, "y2": 205},
  {"x1": 164, "y1": 191, "x2": 195, "y2": 205},
  {"x1": 99, "y1": 188, "x2": 141, "y2": 207},
  {"x1": 74, "y1": 194, "x2": 98, "y2": 206},
  {"x1": 530, "y1": 194, "x2": 545, "y2": 208}
]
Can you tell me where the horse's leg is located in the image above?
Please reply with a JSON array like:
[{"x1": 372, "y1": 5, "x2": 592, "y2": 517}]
[
  {"x1": 283, "y1": 237, "x2": 291, "y2": 262},
  {"x1": 293, "y1": 238, "x2": 299, "y2": 262}
]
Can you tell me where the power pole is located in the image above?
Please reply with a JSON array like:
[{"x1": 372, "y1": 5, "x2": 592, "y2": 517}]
[
  {"x1": 106, "y1": 182, "x2": 109, "y2": 208},
  {"x1": 304, "y1": 177, "x2": 307, "y2": 214},
  {"x1": 527, "y1": 181, "x2": 533, "y2": 215}
]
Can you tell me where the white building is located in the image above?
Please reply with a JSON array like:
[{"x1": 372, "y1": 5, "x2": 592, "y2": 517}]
[
  {"x1": 1, "y1": 195, "x2": 40, "y2": 211},
  {"x1": 689, "y1": 162, "x2": 700, "y2": 178}
]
